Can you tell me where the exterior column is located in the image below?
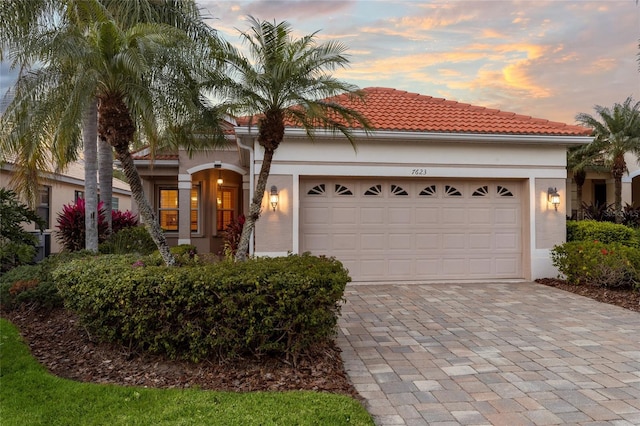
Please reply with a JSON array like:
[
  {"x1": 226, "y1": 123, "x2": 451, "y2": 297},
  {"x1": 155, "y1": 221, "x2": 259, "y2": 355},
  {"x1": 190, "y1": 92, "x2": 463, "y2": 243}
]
[{"x1": 178, "y1": 173, "x2": 191, "y2": 245}]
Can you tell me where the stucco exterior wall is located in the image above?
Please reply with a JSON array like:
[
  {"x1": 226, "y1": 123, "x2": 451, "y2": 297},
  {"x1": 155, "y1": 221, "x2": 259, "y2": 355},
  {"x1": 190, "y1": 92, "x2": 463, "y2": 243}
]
[
  {"x1": 254, "y1": 174, "x2": 294, "y2": 255},
  {"x1": 250, "y1": 135, "x2": 570, "y2": 280}
]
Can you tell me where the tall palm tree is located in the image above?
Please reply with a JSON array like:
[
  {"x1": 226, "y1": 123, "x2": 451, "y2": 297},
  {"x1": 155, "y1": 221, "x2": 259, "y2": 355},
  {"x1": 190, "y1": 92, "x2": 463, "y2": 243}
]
[
  {"x1": 1, "y1": 2, "x2": 227, "y2": 265},
  {"x1": 576, "y1": 97, "x2": 640, "y2": 223},
  {"x1": 215, "y1": 17, "x2": 370, "y2": 261}
]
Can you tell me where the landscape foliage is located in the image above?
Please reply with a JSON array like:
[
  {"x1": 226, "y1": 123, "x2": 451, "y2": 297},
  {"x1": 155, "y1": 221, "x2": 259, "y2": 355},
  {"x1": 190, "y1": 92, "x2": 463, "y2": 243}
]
[{"x1": 53, "y1": 253, "x2": 350, "y2": 363}]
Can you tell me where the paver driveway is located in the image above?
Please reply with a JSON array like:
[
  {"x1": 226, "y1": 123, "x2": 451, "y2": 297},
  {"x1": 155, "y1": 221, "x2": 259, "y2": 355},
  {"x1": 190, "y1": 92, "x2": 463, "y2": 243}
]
[{"x1": 337, "y1": 282, "x2": 640, "y2": 425}]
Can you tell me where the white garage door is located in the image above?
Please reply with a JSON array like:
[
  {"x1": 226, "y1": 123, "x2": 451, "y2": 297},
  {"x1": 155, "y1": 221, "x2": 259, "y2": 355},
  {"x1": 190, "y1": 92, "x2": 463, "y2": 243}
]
[{"x1": 300, "y1": 179, "x2": 523, "y2": 282}]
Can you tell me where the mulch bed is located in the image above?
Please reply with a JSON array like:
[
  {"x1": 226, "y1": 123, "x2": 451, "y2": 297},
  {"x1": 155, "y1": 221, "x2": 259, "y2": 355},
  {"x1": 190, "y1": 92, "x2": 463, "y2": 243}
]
[
  {"x1": 535, "y1": 278, "x2": 640, "y2": 313},
  {"x1": 2, "y1": 306, "x2": 359, "y2": 397}
]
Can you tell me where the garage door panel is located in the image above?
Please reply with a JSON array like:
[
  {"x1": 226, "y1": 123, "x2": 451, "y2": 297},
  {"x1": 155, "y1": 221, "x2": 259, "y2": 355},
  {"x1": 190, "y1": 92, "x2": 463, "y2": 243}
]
[
  {"x1": 333, "y1": 234, "x2": 358, "y2": 250},
  {"x1": 360, "y1": 233, "x2": 385, "y2": 249},
  {"x1": 303, "y1": 234, "x2": 329, "y2": 250},
  {"x1": 389, "y1": 234, "x2": 413, "y2": 250},
  {"x1": 495, "y1": 258, "x2": 520, "y2": 274},
  {"x1": 469, "y1": 208, "x2": 492, "y2": 224},
  {"x1": 442, "y1": 258, "x2": 468, "y2": 275},
  {"x1": 416, "y1": 233, "x2": 440, "y2": 249},
  {"x1": 495, "y1": 232, "x2": 519, "y2": 250},
  {"x1": 442, "y1": 233, "x2": 466, "y2": 249},
  {"x1": 469, "y1": 233, "x2": 492, "y2": 249},
  {"x1": 389, "y1": 207, "x2": 412, "y2": 224},
  {"x1": 495, "y1": 207, "x2": 519, "y2": 224},
  {"x1": 416, "y1": 208, "x2": 439, "y2": 224},
  {"x1": 303, "y1": 207, "x2": 330, "y2": 225},
  {"x1": 332, "y1": 207, "x2": 357, "y2": 224},
  {"x1": 389, "y1": 259, "x2": 413, "y2": 277},
  {"x1": 469, "y1": 258, "x2": 492, "y2": 274},
  {"x1": 301, "y1": 179, "x2": 523, "y2": 281},
  {"x1": 361, "y1": 207, "x2": 385, "y2": 224},
  {"x1": 441, "y1": 208, "x2": 466, "y2": 224}
]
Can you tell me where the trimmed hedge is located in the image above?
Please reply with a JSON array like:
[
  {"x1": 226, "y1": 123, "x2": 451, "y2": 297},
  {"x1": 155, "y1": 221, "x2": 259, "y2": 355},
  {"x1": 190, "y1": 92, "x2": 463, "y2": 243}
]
[
  {"x1": 54, "y1": 254, "x2": 350, "y2": 362},
  {"x1": 551, "y1": 240, "x2": 640, "y2": 289},
  {"x1": 566, "y1": 220, "x2": 636, "y2": 245},
  {"x1": 0, "y1": 252, "x2": 94, "y2": 311}
]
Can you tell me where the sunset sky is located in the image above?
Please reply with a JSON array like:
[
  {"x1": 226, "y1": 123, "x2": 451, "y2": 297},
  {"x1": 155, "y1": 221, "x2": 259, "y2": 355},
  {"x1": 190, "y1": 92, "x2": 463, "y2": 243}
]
[
  {"x1": 200, "y1": 0, "x2": 639, "y2": 124},
  {"x1": 1, "y1": 0, "x2": 638, "y2": 125}
]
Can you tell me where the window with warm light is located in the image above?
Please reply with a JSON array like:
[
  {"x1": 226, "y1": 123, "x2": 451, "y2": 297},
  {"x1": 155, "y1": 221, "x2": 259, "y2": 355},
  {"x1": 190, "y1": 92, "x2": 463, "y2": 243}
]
[
  {"x1": 190, "y1": 186, "x2": 200, "y2": 233},
  {"x1": 159, "y1": 186, "x2": 200, "y2": 232},
  {"x1": 159, "y1": 188, "x2": 179, "y2": 231},
  {"x1": 217, "y1": 187, "x2": 235, "y2": 231}
]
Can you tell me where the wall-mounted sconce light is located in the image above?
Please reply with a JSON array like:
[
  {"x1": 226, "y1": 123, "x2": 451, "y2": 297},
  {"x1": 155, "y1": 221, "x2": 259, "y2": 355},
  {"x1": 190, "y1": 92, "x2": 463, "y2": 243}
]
[
  {"x1": 548, "y1": 187, "x2": 560, "y2": 211},
  {"x1": 270, "y1": 185, "x2": 279, "y2": 211},
  {"x1": 217, "y1": 170, "x2": 223, "y2": 186}
]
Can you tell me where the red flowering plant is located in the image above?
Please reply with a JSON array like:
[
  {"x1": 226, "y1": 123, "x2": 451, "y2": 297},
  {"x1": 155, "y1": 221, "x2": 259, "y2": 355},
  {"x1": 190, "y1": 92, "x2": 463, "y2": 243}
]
[
  {"x1": 56, "y1": 199, "x2": 108, "y2": 251},
  {"x1": 551, "y1": 240, "x2": 639, "y2": 289},
  {"x1": 56, "y1": 198, "x2": 138, "y2": 252},
  {"x1": 221, "y1": 215, "x2": 245, "y2": 259}
]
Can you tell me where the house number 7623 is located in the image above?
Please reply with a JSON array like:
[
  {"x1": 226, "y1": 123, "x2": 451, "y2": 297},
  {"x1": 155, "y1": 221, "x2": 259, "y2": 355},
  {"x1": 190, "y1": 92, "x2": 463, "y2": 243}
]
[{"x1": 410, "y1": 168, "x2": 428, "y2": 176}]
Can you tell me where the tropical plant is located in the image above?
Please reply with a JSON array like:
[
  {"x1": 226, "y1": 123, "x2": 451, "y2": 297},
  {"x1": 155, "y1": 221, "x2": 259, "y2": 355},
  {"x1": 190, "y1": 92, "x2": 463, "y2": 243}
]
[
  {"x1": 216, "y1": 17, "x2": 370, "y2": 261},
  {"x1": 0, "y1": 0, "x2": 228, "y2": 266},
  {"x1": 0, "y1": 188, "x2": 46, "y2": 272},
  {"x1": 576, "y1": 97, "x2": 640, "y2": 223},
  {"x1": 567, "y1": 144, "x2": 607, "y2": 219},
  {"x1": 55, "y1": 199, "x2": 108, "y2": 252}
]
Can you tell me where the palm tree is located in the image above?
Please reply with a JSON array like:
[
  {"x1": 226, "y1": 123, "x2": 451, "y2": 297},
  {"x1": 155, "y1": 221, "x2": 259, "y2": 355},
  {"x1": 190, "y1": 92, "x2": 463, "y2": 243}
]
[
  {"x1": 215, "y1": 17, "x2": 370, "y2": 261},
  {"x1": 576, "y1": 97, "x2": 640, "y2": 223},
  {"x1": 567, "y1": 144, "x2": 607, "y2": 220},
  {"x1": 1, "y1": 2, "x2": 227, "y2": 265}
]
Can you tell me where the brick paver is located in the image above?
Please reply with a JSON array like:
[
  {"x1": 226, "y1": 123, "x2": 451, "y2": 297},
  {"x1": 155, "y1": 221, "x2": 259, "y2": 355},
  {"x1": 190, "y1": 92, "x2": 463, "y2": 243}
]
[{"x1": 337, "y1": 283, "x2": 640, "y2": 425}]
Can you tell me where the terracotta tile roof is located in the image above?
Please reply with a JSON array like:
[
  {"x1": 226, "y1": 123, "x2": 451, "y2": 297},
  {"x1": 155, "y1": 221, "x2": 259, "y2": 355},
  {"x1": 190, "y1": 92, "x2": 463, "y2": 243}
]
[
  {"x1": 285, "y1": 87, "x2": 592, "y2": 136},
  {"x1": 131, "y1": 146, "x2": 179, "y2": 161}
]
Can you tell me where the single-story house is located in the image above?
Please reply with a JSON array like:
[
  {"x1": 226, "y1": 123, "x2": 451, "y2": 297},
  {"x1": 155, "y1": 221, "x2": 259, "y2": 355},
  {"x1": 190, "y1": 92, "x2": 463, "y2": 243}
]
[
  {"x1": 1, "y1": 159, "x2": 132, "y2": 254},
  {"x1": 134, "y1": 87, "x2": 594, "y2": 282}
]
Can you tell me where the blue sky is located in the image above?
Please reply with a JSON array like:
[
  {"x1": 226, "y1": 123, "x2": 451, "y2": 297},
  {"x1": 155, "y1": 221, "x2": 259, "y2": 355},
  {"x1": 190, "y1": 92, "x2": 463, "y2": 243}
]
[
  {"x1": 1, "y1": 1, "x2": 638, "y2": 124},
  {"x1": 200, "y1": 0, "x2": 639, "y2": 124}
]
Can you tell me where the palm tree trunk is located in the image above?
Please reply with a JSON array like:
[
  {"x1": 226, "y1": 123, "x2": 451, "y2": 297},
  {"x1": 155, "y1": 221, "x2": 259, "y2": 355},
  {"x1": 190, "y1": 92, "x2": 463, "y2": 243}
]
[
  {"x1": 613, "y1": 155, "x2": 626, "y2": 224},
  {"x1": 235, "y1": 147, "x2": 275, "y2": 262},
  {"x1": 84, "y1": 100, "x2": 99, "y2": 252},
  {"x1": 115, "y1": 146, "x2": 177, "y2": 267},
  {"x1": 99, "y1": 137, "x2": 114, "y2": 233}
]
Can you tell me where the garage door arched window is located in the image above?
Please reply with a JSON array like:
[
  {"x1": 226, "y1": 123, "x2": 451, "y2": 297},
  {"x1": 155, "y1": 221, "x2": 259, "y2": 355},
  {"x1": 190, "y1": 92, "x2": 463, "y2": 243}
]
[
  {"x1": 364, "y1": 184, "x2": 382, "y2": 196},
  {"x1": 307, "y1": 184, "x2": 326, "y2": 196},
  {"x1": 391, "y1": 184, "x2": 408, "y2": 196},
  {"x1": 444, "y1": 185, "x2": 462, "y2": 197},
  {"x1": 335, "y1": 184, "x2": 353, "y2": 196},
  {"x1": 497, "y1": 186, "x2": 514, "y2": 197},
  {"x1": 419, "y1": 185, "x2": 437, "y2": 197}
]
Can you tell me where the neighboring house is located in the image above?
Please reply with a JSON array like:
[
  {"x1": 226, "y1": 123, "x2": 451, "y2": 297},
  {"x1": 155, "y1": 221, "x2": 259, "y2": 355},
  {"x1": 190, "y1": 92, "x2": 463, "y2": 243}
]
[
  {"x1": 133, "y1": 87, "x2": 592, "y2": 282},
  {"x1": 567, "y1": 153, "x2": 640, "y2": 216},
  {"x1": 0, "y1": 159, "x2": 132, "y2": 254}
]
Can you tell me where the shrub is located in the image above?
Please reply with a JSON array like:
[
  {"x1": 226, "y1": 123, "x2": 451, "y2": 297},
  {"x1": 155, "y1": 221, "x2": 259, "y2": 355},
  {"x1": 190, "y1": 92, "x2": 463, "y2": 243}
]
[
  {"x1": 582, "y1": 201, "x2": 615, "y2": 222},
  {"x1": 0, "y1": 252, "x2": 92, "y2": 311},
  {"x1": 54, "y1": 254, "x2": 350, "y2": 363},
  {"x1": 143, "y1": 244, "x2": 200, "y2": 266},
  {"x1": 551, "y1": 240, "x2": 640, "y2": 289},
  {"x1": 0, "y1": 188, "x2": 46, "y2": 272},
  {"x1": 565, "y1": 220, "x2": 635, "y2": 245},
  {"x1": 55, "y1": 199, "x2": 108, "y2": 251},
  {"x1": 56, "y1": 199, "x2": 138, "y2": 252},
  {"x1": 221, "y1": 215, "x2": 245, "y2": 259},
  {"x1": 111, "y1": 210, "x2": 138, "y2": 233},
  {"x1": 99, "y1": 226, "x2": 156, "y2": 255}
]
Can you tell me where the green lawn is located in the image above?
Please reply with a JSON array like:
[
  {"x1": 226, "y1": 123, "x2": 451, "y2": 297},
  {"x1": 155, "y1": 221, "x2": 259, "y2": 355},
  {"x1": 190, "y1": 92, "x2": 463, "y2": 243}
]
[{"x1": 0, "y1": 319, "x2": 373, "y2": 426}]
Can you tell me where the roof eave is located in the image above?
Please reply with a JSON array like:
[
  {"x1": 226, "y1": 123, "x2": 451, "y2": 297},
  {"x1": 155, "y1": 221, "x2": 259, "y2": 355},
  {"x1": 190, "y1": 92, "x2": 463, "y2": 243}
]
[{"x1": 234, "y1": 126, "x2": 593, "y2": 145}]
